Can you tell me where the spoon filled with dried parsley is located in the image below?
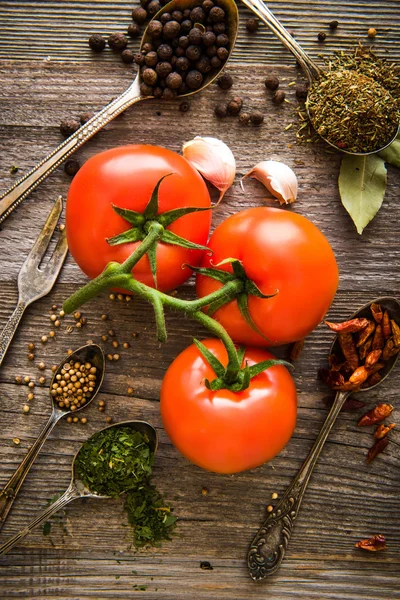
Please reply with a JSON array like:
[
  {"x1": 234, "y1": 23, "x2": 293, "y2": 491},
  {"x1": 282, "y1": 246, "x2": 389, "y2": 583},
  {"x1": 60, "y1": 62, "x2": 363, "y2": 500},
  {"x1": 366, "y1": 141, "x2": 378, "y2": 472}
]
[{"x1": 0, "y1": 421, "x2": 176, "y2": 555}]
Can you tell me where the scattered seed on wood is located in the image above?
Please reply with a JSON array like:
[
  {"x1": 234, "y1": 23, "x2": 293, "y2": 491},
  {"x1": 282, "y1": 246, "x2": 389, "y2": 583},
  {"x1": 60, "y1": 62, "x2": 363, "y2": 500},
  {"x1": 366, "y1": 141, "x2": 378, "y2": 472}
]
[
  {"x1": 88, "y1": 33, "x2": 106, "y2": 52},
  {"x1": 38, "y1": 362, "x2": 46, "y2": 371},
  {"x1": 24, "y1": 376, "x2": 30, "y2": 383},
  {"x1": 23, "y1": 405, "x2": 30, "y2": 414},
  {"x1": 39, "y1": 377, "x2": 46, "y2": 385},
  {"x1": 112, "y1": 341, "x2": 119, "y2": 348},
  {"x1": 109, "y1": 294, "x2": 116, "y2": 300},
  {"x1": 272, "y1": 90, "x2": 286, "y2": 104},
  {"x1": 246, "y1": 18, "x2": 259, "y2": 33},
  {"x1": 108, "y1": 329, "x2": 115, "y2": 337},
  {"x1": 28, "y1": 353, "x2": 35, "y2": 361},
  {"x1": 81, "y1": 417, "x2": 88, "y2": 424},
  {"x1": 267, "y1": 505, "x2": 273, "y2": 512},
  {"x1": 318, "y1": 31, "x2": 327, "y2": 42},
  {"x1": 64, "y1": 159, "x2": 80, "y2": 176},
  {"x1": 12, "y1": 438, "x2": 20, "y2": 445},
  {"x1": 113, "y1": 354, "x2": 120, "y2": 361},
  {"x1": 27, "y1": 393, "x2": 34, "y2": 401},
  {"x1": 15, "y1": 376, "x2": 22, "y2": 384},
  {"x1": 329, "y1": 20, "x2": 339, "y2": 30},
  {"x1": 105, "y1": 416, "x2": 113, "y2": 424},
  {"x1": 271, "y1": 492, "x2": 278, "y2": 500},
  {"x1": 367, "y1": 28, "x2": 377, "y2": 38},
  {"x1": 28, "y1": 343, "x2": 35, "y2": 351},
  {"x1": 41, "y1": 335, "x2": 48, "y2": 343},
  {"x1": 60, "y1": 118, "x2": 80, "y2": 138},
  {"x1": 127, "y1": 387, "x2": 134, "y2": 396},
  {"x1": 200, "y1": 561, "x2": 213, "y2": 570}
]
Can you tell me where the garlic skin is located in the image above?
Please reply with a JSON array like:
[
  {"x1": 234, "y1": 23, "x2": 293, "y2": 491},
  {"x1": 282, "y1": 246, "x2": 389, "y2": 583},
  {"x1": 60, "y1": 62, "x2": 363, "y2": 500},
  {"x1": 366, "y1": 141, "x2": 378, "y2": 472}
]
[
  {"x1": 182, "y1": 136, "x2": 236, "y2": 202},
  {"x1": 242, "y1": 160, "x2": 298, "y2": 204}
]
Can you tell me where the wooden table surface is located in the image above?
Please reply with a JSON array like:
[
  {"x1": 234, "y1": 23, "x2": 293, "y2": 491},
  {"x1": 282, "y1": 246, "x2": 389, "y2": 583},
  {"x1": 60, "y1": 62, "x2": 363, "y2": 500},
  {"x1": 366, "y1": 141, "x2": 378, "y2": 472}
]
[{"x1": 0, "y1": 1, "x2": 399, "y2": 599}]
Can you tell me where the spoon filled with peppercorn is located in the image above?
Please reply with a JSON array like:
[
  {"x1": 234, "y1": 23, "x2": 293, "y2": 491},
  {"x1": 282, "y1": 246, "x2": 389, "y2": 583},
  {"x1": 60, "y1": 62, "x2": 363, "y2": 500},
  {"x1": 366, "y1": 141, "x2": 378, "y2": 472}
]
[
  {"x1": 240, "y1": 0, "x2": 400, "y2": 155},
  {"x1": 248, "y1": 296, "x2": 400, "y2": 581},
  {"x1": 0, "y1": 0, "x2": 239, "y2": 225},
  {"x1": 0, "y1": 420, "x2": 158, "y2": 556},
  {"x1": 0, "y1": 344, "x2": 105, "y2": 532}
]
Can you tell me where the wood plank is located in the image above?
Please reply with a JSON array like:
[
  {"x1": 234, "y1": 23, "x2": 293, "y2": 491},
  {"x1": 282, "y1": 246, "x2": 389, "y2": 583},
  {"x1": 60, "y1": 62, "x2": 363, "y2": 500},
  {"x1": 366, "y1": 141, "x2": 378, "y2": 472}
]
[{"x1": 0, "y1": 57, "x2": 399, "y2": 599}]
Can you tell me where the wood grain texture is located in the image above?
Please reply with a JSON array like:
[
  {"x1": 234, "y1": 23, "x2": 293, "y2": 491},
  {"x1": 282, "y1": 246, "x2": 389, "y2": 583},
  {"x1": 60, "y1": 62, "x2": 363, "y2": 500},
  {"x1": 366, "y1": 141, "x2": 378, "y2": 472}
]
[{"x1": 0, "y1": 21, "x2": 400, "y2": 600}]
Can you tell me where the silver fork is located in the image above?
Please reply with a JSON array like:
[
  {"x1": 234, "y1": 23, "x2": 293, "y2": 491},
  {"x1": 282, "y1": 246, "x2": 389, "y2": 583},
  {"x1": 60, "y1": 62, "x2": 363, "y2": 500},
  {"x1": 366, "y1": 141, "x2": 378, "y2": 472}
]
[{"x1": 0, "y1": 196, "x2": 68, "y2": 367}]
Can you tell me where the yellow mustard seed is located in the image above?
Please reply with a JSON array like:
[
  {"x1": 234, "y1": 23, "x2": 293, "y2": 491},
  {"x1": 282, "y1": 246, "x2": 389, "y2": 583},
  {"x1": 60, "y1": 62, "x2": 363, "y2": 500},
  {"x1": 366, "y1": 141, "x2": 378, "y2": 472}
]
[{"x1": 23, "y1": 404, "x2": 30, "y2": 414}]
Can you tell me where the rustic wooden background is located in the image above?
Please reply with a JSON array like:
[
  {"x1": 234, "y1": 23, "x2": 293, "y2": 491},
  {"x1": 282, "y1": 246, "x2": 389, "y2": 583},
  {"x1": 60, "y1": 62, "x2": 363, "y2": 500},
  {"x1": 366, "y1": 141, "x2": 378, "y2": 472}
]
[{"x1": 0, "y1": 1, "x2": 399, "y2": 599}]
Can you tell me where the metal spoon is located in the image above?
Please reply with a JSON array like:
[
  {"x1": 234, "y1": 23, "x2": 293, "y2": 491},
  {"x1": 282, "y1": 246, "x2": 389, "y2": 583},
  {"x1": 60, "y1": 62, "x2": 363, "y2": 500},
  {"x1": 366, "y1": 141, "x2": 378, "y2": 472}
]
[
  {"x1": 0, "y1": 0, "x2": 239, "y2": 225},
  {"x1": 240, "y1": 0, "x2": 399, "y2": 155},
  {"x1": 0, "y1": 420, "x2": 158, "y2": 556},
  {"x1": 0, "y1": 344, "x2": 105, "y2": 532},
  {"x1": 248, "y1": 296, "x2": 400, "y2": 581}
]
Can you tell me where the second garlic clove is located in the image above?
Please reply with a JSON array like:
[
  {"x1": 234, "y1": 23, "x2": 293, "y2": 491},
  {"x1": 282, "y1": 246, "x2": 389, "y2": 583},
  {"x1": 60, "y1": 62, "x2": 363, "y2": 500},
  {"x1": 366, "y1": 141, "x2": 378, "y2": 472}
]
[{"x1": 242, "y1": 160, "x2": 298, "y2": 204}]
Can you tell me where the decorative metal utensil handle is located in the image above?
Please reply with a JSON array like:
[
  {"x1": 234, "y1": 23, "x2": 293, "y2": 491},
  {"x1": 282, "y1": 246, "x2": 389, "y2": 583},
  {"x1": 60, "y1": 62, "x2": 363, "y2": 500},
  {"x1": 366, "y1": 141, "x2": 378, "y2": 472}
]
[
  {"x1": 0, "y1": 410, "x2": 63, "y2": 532},
  {"x1": 0, "y1": 300, "x2": 26, "y2": 367},
  {"x1": 0, "y1": 483, "x2": 79, "y2": 556},
  {"x1": 0, "y1": 76, "x2": 142, "y2": 225},
  {"x1": 248, "y1": 390, "x2": 349, "y2": 580}
]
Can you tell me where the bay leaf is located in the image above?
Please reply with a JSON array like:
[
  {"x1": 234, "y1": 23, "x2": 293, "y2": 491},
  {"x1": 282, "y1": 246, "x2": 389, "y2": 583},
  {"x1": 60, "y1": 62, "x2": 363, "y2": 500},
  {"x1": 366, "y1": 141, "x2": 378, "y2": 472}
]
[
  {"x1": 378, "y1": 131, "x2": 400, "y2": 168},
  {"x1": 338, "y1": 154, "x2": 387, "y2": 235}
]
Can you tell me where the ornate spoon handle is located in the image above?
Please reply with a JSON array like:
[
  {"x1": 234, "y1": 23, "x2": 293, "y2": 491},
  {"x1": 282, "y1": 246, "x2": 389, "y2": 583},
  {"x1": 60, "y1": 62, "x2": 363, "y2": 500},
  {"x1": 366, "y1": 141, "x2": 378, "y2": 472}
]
[
  {"x1": 0, "y1": 300, "x2": 26, "y2": 367},
  {"x1": 0, "y1": 76, "x2": 142, "y2": 225},
  {"x1": 248, "y1": 390, "x2": 349, "y2": 580}
]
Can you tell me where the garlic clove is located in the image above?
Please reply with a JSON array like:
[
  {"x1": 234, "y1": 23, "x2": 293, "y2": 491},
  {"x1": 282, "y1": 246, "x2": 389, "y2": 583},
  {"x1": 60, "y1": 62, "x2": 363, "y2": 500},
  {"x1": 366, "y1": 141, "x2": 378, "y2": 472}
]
[
  {"x1": 182, "y1": 136, "x2": 236, "y2": 202},
  {"x1": 242, "y1": 160, "x2": 298, "y2": 204}
]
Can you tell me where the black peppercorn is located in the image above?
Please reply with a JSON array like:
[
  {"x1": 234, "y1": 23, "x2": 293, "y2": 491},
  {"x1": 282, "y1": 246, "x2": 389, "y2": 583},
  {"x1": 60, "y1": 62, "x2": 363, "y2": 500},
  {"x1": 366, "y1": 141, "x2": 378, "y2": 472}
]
[
  {"x1": 246, "y1": 18, "x2": 259, "y2": 33},
  {"x1": 196, "y1": 56, "x2": 211, "y2": 73},
  {"x1": 180, "y1": 19, "x2": 192, "y2": 34},
  {"x1": 209, "y1": 6, "x2": 225, "y2": 22},
  {"x1": 148, "y1": 20, "x2": 163, "y2": 37},
  {"x1": 156, "y1": 61, "x2": 172, "y2": 77},
  {"x1": 216, "y1": 46, "x2": 228, "y2": 60},
  {"x1": 203, "y1": 31, "x2": 216, "y2": 46},
  {"x1": 190, "y1": 7, "x2": 206, "y2": 23},
  {"x1": 272, "y1": 89, "x2": 285, "y2": 104},
  {"x1": 176, "y1": 56, "x2": 190, "y2": 71},
  {"x1": 205, "y1": 44, "x2": 216, "y2": 57},
  {"x1": 163, "y1": 21, "x2": 181, "y2": 39},
  {"x1": 183, "y1": 9, "x2": 191, "y2": 18},
  {"x1": 172, "y1": 10, "x2": 183, "y2": 22},
  {"x1": 188, "y1": 27, "x2": 203, "y2": 44},
  {"x1": 317, "y1": 31, "x2": 327, "y2": 42},
  {"x1": 88, "y1": 33, "x2": 106, "y2": 52},
  {"x1": 145, "y1": 51, "x2": 158, "y2": 66},
  {"x1": 329, "y1": 20, "x2": 339, "y2": 30},
  {"x1": 295, "y1": 83, "x2": 309, "y2": 100},
  {"x1": 142, "y1": 42, "x2": 154, "y2": 53},
  {"x1": 147, "y1": 0, "x2": 161, "y2": 16},
  {"x1": 214, "y1": 102, "x2": 228, "y2": 118},
  {"x1": 121, "y1": 49, "x2": 135, "y2": 63},
  {"x1": 186, "y1": 45, "x2": 202, "y2": 61},
  {"x1": 60, "y1": 118, "x2": 80, "y2": 137},
  {"x1": 157, "y1": 43, "x2": 173, "y2": 60},
  {"x1": 166, "y1": 71, "x2": 183, "y2": 89},
  {"x1": 64, "y1": 158, "x2": 80, "y2": 176},
  {"x1": 140, "y1": 82, "x2": 154, "y2": 96},
  {"x1": 108, "y1": 32, "x2": 128, "y2": 51},
  {"x1": 179, "y1": 100, "x2": 190, "y2": 112},
  {"x1": 179, "y1": 35, "x2": 190, "y2": 48},
  {"x1": 213, "y1": 22, "x2": 225, "y2": 34},
  {"x1": 186, "y1": 69, "x2": 203, "y2": 89},
  {"x1": 161, "y1": 12, "x2": 172, "y2": 24},
  {"x1": 202, "y1": 0, "x2": 214, "y2": 10},
  {"x1": 132, "y1": 6, "x2": 147, "y2": 24},
  {"x1": 210, "y1": 56, "x2": 221, "y2": 69},
  {"x1": 227, "y1": 97, "x2": 242, "y2": 115},
  {"x1": 142, "y1": 68, "x2": 158, "y2": 86},
  {"x1": 264, "y1": 75, "x2": 279, "y2": 91},
  {"x1": 79, "y1": 112, "x2": 94, "y2": 125},
  {"x1": 238, "y1": 112, "x2": 250, "y2": 125},
  {"x1": 250, "y1": 110, "x2": 264, "y2": 125},
  {"x1": 216, "y1": 33, "x2": 229, "y2": 47},
  {"x1": 134, "y1": 52, "x2": 146, "y2": 66},
  {"x1": 217, "y1": 72, "x2": 233, "y2": 90},
  {"x1": 128, "y1": 23, "x2": 141, "y2": 38},
  {"x1": 153, "y1": 86, "x2": 163, "y2": 98},
  {"x1": 162, "y1": 88, "x2": 177, "y2": 100}
]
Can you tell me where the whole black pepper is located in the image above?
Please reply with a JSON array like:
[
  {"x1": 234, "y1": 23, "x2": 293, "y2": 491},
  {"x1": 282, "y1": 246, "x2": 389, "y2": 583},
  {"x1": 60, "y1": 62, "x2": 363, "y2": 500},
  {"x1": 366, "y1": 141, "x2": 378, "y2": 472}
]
[
  {"x1": 148, "y1": 20, "x2": 163, "y2": 37},
  {"x1": 214, "y1": 102, "x2": 228, "y2": 118},
  {"x1": 162, "y1": 87, "x2": 177, "y2": 100},
  {"x1": 134, "y1": 52, "x2": 146, "y2": 66},
  {"x1": 264, "y1": 75, "x2": 279, "y2": 91},
  {"x1": 153, "y1": 87, "x2": 163, "y2": 98},
  {"x1": 128, "y1": 23, "x2": 141, "y2": 38},
  {"x1": 157, "y1": 44, "x2": 173, "y2": 61},
  {"x1": 147, "y1": 0, "x2": 161, "y2": 16},
  {"x1": 121, "y1": 49, "x2": 135, "y2": 64},
  {"x1": 179, "y1": 100, "x2": 190, "y2": 112},
  {"x1": 272, "y1": 89, "x2": 286, "y2": 104},
  {"x1": 60, "y1": 118, "x2": 80, "y2": 137},
  {"x1": 142, "y1": 68, "x2": 158, "y2": 86},
  {"x1": 190, "y1": 6, "x2": 206, "y2": 23},
  {"x1": 227, "y1": 96, "x2": 242, "y2": 115},
  {"x1": 317, "y1": 31, "x2": 327, "y2": 42},
  {"x1": 196, "y1": 56, "x2": 211, "y2": 73},
  {"x1": 238, "y1": 112, "x2": 250, "y2": 125},
  {"x1": 246, "y1": 18, "x2": 259, "y2": 33},
  {"x1": 329, "y1": 20, "x2": 339, "y2": 30},
  {"x1": 210, "y1": 56, "x2": 221, "y2": 69},
  {"x1": 132, "y1": 7, "x2": 148, "y2": 24},
  {"x1": 186, "y1": 45, "x2": 202, "y2": 61},
  {"x1": 216, "y1": 33, "x2": 229, "y2": 47},
  {"x1": 79, "y1": 112, "x2": 94, "y2": 125},
  {"x1": 163, "y1": 21, "x2": 181, "y2": 39},
  {"x1": 213, "y1": 22, "x2": 225, "y2": 34},
  {"x1": 176, "y1": 56, "x2": 190, "y2": 71},
  {"x1": 203, "y1": 31, "x2": 216, "y2": 46},
  {"x1": 88, "y1": 34, "x2": 106, "y2": 52},
  {"x1": 188, "y1": 27, "x2": 203, "y2": 44},
  {"x1": 179, "y1": 35, "x2": 190, "y2": 48},
  {"x1": 217, "y1": 72, "x2": 233, "y2": 89},
  {"x1": 156, "y1": 61, "x2": 173, "y2": 77},
  {"x1": 108, "y1": 33, "x2": 128, "y2": 51},
  {"x1": 202, "y1": 0, "x2": 214, "y2": 10},
  {"x1": 209, "y1": 6, "x2": 225, "y2": 22},
  {"x1": 216, "y1": 47, "x2": 229, "y2": 60},
  {"x1": 161, "y1": 12, "x2": 172, "y2": 24},
  {"x1": 145, "y1": 51, "x2": 158, "y2": 67},
  {"x1": 167, "y1": 71, "x2": 183, "y2": 89},
  {"x1": 64, "y1": 158, "x2": 80, "y2": 176},
  {"x1": 140, "y1": 82, "x2": 154, "y2": 96},
  {"x1": 142, "y1": 42, "x2": 154, "y2": 53},
  {"x1": 295, "y1": 83, "x2": 309, "y2": 100},
  {"x1": 186, "y1": 69, "x2": 203, "y2": 89},
  {"x1": 250, "y1": 110, "x2": 264, "y2": 125},
  {"x1": 172, "y1": 10, "x2": 183, "y2": 22},
  {"x1": 181, "y1": 19, "x2": 192, "y2": 34}
]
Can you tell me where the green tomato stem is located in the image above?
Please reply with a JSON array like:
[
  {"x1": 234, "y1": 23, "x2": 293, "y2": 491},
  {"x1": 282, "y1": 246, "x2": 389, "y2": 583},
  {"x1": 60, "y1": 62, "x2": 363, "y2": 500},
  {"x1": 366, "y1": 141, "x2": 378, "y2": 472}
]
[{"x1": 120, "y1": 221, "x2": 164, "y2": 273}]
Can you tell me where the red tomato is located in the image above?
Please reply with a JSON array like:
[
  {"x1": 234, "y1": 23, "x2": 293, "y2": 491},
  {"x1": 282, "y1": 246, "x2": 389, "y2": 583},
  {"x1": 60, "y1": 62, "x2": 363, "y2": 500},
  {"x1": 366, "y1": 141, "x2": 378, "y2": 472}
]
[
  {"x1": 66, "y1": 145, "x2": 212, "y2": 292},
  {"x1": 196, "y1": 207, "x2": 339, "y2": 346},
  {"x1": 160, "y1": 339, "x2": 297, "y2": 474}
]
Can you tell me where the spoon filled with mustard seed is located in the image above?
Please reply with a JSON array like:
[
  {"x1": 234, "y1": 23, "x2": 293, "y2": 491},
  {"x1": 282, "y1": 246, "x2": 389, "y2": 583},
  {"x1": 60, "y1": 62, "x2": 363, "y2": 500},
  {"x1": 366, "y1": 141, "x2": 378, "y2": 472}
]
[{"x1": 0, "y1": 344, "x2": 105, "y2": 532}]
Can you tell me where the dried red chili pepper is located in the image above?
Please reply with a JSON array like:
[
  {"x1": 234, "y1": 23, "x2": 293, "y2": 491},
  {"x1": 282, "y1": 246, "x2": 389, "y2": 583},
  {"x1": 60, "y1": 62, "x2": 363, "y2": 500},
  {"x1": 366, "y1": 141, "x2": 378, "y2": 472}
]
[
  {"x1": 358, "y1": 336, "x2": 372, "y2": 361},
  {"x1": 368, "y1": 361, "x2": 385, "y2": 375},
  {"x1": 374, "y1": 423, "x2": 395, "y2": 440},
  {"x1": 382, "y1": 337, "x2": 400, "y2": 361},
  {"x1": 322, "y1": 395, "x2": 366, "y2": 411},
  {"x1": 366, "y1": 437, "x2": 389, "y2": 464},
  {"x1": 391, "y1": 320, "x2": 400, "y2": 347},
  {"x1": 364, "y1": 349, "x2": 382, "y2": 367},
  {"x1": 370, "y1": 303, "x2": 383, "y2": 324},
  {"x1": 319, "y1": 368, "x2": 345, "y2": 388},
  {"x1": 355, "y1": 534, "x2": 387, "y2": 551},
  {"x1": 324, "y1": 318, "x2": 369, "y2": 334},
  {"x1": 357, "y1": 403, "x2": 393, "y2": 426},
  {"x1": 349, "y1": 365, "x2": 370, "y2": 385},
  {"x1": 335, "y1": 381, "x2": 361, "y2": 392},
  {"x1": 371, "y1": 325, "x2": 384, "y2": 350},
  {"x1": 289, "y1": 339, "x2": 304, "y2": 360},
  {"x1": 356, "y1": 320, "x2": 375, "y2": 347},
  {"x1": 338, "y1": 333, "x2": 359, "y2": 371},
  {"x1": 362, "y1": 372, "x2": 382, "y2": 388},
  {"x1": 382, "y1": 311, "x2": 391, "y2": 339}
]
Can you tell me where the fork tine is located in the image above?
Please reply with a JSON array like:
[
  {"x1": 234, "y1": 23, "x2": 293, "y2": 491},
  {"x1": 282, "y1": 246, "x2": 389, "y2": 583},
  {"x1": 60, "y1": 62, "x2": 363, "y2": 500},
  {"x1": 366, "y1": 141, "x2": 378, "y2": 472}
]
[
  {"x1": 24, "y1": 196, "x2": 63, "y2": 268},
  {"x1": 42, "y1": 228, "x2": 68, "y2": 280}
]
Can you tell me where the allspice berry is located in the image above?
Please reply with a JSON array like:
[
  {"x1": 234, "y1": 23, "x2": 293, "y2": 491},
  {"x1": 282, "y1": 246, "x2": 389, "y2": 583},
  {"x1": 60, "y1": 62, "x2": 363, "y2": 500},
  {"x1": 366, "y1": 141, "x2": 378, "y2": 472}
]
[
  {"x1": 88, "y1": 34, "x2": 106, "y2": 52},
  {"x1": 272, "y1": 89, "x2": 286, "y2": 104},
  {"x1": 108, "y1": 33, "x2": 128, "y2": 51},
  {"x1": 60, "y1": 118, "x2": 80, "y2": 138},
  {"x1": 264, "y1": 75, "x2": 279, "y2": 91},
  {"x1": 250, "y1": 110, "x2": 264, "y2": 125},
  {"x1": 329, "y1": 20, "x2": 339, "y2": 30},
  {"x1": 227, "y1": 96, "x2": 243, "y2": 115},
  {"x1": 217, "y1": 73, "x2": 233, "y2": 90},
  {"x1": 209, "y1": 6, "x2": 225, "y2": 23},
  {"x1": 179, "y1": 101, "x2": 190, "y2": 112},
  {"x1": 295, "y1": 83, "x2": 309, "y2": 100},
  {"x1": 128, "y1": 23, "x2": 141, "y2": 38},
  {"x1": 121, "y1": 49, "x2": 135, "y2": 63},
  {"x1": 186, "y1": 70, "x2": 203, "y2": 90},
  {"x1": 142, "y1": 68, "x2": 158, "y2": 86},
  {"x1": 166, "y1": 72, "x2": 183, "y2": 90},
  {"x1": 246, "y1": 18, "x2": 259, "y2": 33},
  {"x1": 131, "y1": 7, "x2": 148, "y2": 24},
  {"x1": 64, "y1": 158, "x2": 80, "y2": 176},
  {"x1": 238, "y1": 112, "x2": 250, "y2": 125},
  {"x1": 214, "y1": 102, "x2": 228, "y2": 118},
  {"x1": 148, "y1": 20, "x2": 163, "y2": 37},
  {"x1": 317, "y1": 31, "x2": 327, "y2": 42}
]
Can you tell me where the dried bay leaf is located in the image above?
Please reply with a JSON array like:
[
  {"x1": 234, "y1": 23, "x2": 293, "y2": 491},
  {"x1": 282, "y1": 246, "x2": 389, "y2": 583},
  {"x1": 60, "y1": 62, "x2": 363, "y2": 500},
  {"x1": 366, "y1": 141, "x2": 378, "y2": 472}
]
[
  {"x1": 338, "y1": 154, "x2": 387, "y2": 234},
  {"x1": 378, "y1": 131, "x2": 400, "y2": 168}
]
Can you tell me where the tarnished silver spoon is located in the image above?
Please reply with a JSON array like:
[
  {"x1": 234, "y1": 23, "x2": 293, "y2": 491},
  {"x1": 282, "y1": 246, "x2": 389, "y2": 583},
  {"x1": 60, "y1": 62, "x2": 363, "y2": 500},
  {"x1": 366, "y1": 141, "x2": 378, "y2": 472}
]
[
  {"x1": 0, "y1": 0, "x2": 239, "y2": 225},
  {"x1": 248, "y1": 296, "x2": 400, "y2": 581},
  {"x1": 240, "y1": 0, "x2": 399, "y2": 155},
  {"x1": 0, "y1": 420, "x2": 158, "y2": 556},
  {"x1": 0, "y1": 344, "x2": 105, "y2": 531}
]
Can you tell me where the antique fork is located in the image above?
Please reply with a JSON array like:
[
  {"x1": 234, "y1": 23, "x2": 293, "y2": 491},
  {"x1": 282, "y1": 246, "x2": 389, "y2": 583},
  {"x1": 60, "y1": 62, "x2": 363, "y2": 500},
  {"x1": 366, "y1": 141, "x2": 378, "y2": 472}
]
[{"x1": 0, "y1": 196, "x2": 68, "y2": 367}]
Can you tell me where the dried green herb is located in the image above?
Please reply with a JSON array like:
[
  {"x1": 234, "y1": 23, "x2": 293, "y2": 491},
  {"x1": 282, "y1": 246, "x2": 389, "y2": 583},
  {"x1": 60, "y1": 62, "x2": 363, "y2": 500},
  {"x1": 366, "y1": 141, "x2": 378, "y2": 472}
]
[{"x1": 338, "y1": 154, "x2": 387, "y2": 234}]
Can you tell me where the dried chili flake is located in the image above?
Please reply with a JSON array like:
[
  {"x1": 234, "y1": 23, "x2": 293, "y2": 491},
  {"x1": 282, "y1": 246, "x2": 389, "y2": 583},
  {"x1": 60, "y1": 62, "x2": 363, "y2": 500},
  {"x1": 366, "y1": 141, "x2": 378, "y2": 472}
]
[
  {"x1": 289, "y1": 339, "x2": 304, "y2": 360},
  {"x1": 338, "y1": 333, "x2": 359, "y2": 371},
  {"x1": 349, "y1": 365, "x2": 370, "y2": 385},
  {"x1": 390, "y1": 320, "x2": 400, "y2": 347},
  {"x1": 374, "y1": 423, "x2": 395, "y2": 440},
  {"x1": 324, "y1": 318, "x2": 369, "y2": 334},
  {"x1": 372, "y1": 325, "x2": 384, "y2": 350},
  {"x1": 356, "y1": 320, "x2": 375, "y2": 347},
  {"x1": 382, "y1": 337, "x2": 400, "y2": 361},
  {"x1": 382, "y1": 311, "x2": 391, "y2": 339},
  {"x1": 358, "y1": 336, "x2": 372, "y2": 361},
  {"x1": 362, "y1": 372, "x2": 382, "y2": 388},
  {"x1": 357, "y1": 403, "x2": 393, "y2": 426},
  {"x1": 364, "y1": 349, "x2": 382, "y2": 367},
  {"x1": 355, "y1": 534, "x2": 387, "y2": 551},
  {"x1": 370, "y1": 303, "x2": 383, "y2": 324},
  {"x1": 366, "y1": 437, "x2": 389, "y2": 464}
]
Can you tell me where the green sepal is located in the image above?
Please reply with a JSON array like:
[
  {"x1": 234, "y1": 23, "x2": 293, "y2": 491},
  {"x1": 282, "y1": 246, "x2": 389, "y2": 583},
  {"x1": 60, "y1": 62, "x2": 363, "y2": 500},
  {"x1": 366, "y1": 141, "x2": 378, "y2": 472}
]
[
  {"x1": 158, "y1": 205, "x2": 212, "y2": 227},
  {"x1": 186, "y1": 265, "x2": 235, "y2": 284},
  {"x1": 111, "y1": 205, "x2": 146, "y2": 227},
  {"x1": 237, "y1": 292, "x2": 271, "y2": 342},
  {"x1": 144, "y1": 173, "x2": 174, "y2": 218},
  {"x1": 248, "y1": 359, "x2": 293, "y2": 378},
  {"x1": 193, "y1": 338, "x2": 225, "y2": 378},
  {"x1": 229, "y1": 363, "x2": 251, "y2": 392},
  {"x1": 245, "y1": 280, "x2": 278, "y2": 300},
  {"x1": 147, "y1": 242, "x2": 158, "y2": 288},
  {"x1": 107, "y1": 228, "x2": 144, "y2": 246},
  {"x1": 236, "y1": 346, "x2": 246, "y2": 366},
  {"x1": 161, "y1": 229, "x2": 210, "y2": 252}
]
